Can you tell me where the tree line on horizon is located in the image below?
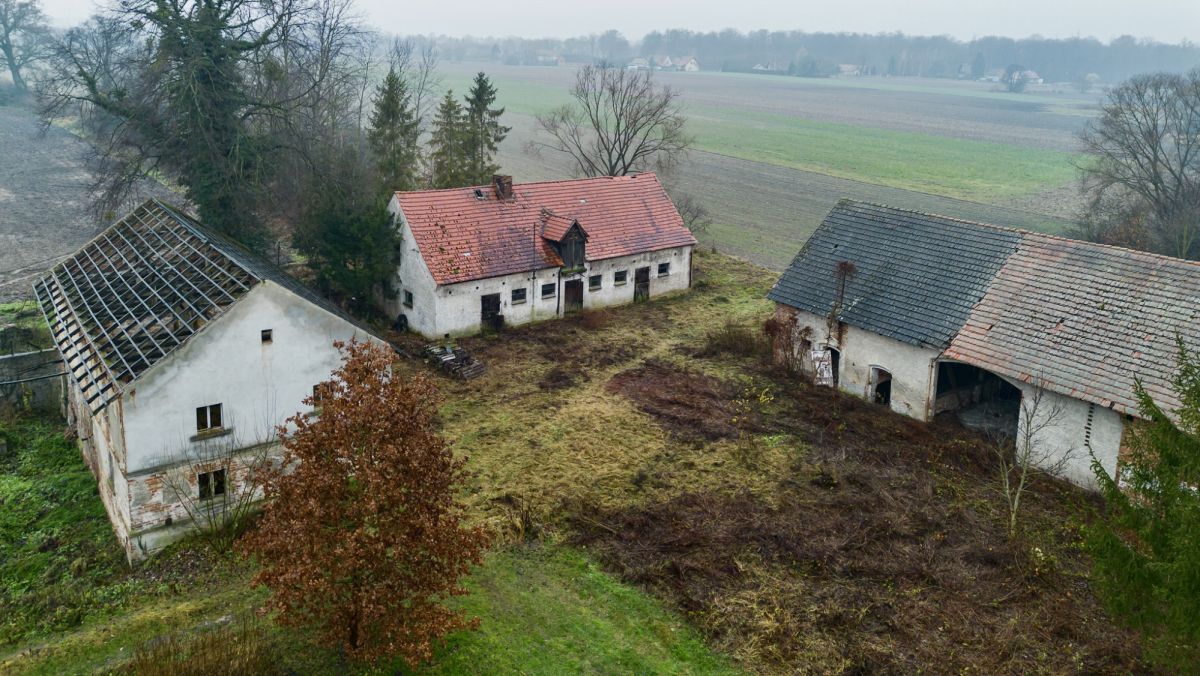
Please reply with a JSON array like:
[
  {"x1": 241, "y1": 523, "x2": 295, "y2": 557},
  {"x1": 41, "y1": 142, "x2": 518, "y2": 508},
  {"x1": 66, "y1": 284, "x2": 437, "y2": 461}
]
[{"x1": 435, "y1": 28, "x2": 1200, "y2": 84}]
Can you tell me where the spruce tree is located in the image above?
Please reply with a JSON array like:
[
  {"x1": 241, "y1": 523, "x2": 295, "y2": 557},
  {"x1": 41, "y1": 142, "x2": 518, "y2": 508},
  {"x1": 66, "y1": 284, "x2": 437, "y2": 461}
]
[
  {"x1": 463, "y1": 72, "x2": 510, "y2": 185},
  {"x1": 367, "y1": 67, "x2": 420, "y2": 194},
  {"x1": 1086, "y1": 340, "x2": 1200, "y2": 670},
  {"x1": 428, "y1": 90, "x2": 469, "y2": 189}
]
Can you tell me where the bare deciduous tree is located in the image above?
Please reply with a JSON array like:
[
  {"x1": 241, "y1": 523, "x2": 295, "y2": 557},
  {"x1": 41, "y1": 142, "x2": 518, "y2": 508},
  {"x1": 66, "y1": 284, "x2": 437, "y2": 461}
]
[
  {"x1": 530, "y1": 64, "x2": 692, "y2": 177},
  {"x1": 673, "y1": 192, "x2": 711, "y2": 235},
  {"x1": 992, "y1": 382, "x2": 1076, "y2": 536},
  {"x1": 1077, "y1": 70, "x2": 1200, "y2": 260},
  {"x1": 158, "y1": 431, "x2": 277, "y2": 556},
  {"x1": 0, "y1": 0, "x2": 51, "y2": 94}
]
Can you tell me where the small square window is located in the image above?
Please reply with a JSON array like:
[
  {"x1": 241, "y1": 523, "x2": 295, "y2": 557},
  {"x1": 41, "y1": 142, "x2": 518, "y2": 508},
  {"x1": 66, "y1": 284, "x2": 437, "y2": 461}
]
[
  {"x1": 541, "y1": 282, "x2": 556, "y2": 299},
  {"x1": 658, "y1": 262, "x2": 670, "y2": 276},
  {"x1": 198, "y1": 469, "x2": 227, "y2": 500},
  {"x1": 512, "y1": 287, "x2": 527, "y2": 305},
  {"x1": 260, "y1": 329, "x2": 273, "y2": 343},
  {"x1": 588, "y1": 274, "x2": 602, "y2": 291},
  {"x1": 196, "y1": 403, "x2": 223, "y2": 432},
  {"x1": 614, "y1": 270, "x2": 628, "y2": 285},
  {"x1": 403, "y1": 290, "x2": 414, "y2": 308}
]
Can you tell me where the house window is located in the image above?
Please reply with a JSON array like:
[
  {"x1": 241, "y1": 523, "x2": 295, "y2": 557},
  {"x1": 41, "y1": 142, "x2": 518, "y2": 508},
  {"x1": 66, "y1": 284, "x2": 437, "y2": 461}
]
[
  {"x1": 403, "y1": 290, "x2": 414, "y2": 308},
  {"x1": 589, "y1": 274, "x2": 602, "y2": 291},
  {"x1": 512, "y1": 287, "x2": 527, "y2": 305},
  {"x1": 312, "y1": 384, "x2": 325, "y2": 407},
  {"x1": 196, "y1": 403, "x2": 223, "y2": 432},
  {"x1": 260, "y1": 329, "x2": 272, "y2": 343},
  {"x1": 562, "y1": 232, "x2": 585, "y2": 269},
  {"x1": 614, "y1": 270, "x2": 628, "y2": 286},
  {"x1": 658, "y1": 262, "x2": 670, "y2": 276},
  {"x1": 541, "y1": 282, "x2": 556, "y2": 299},
  {"x1": 198, "y1": 469, "x2": 226, "y2": 500}
]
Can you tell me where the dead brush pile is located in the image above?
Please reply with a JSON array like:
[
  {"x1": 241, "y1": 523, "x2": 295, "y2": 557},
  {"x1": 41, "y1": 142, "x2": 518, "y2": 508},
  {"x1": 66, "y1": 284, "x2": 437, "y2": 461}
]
[{"x1": 572, "y1": 374, "x2": 1144, "y2": 673}]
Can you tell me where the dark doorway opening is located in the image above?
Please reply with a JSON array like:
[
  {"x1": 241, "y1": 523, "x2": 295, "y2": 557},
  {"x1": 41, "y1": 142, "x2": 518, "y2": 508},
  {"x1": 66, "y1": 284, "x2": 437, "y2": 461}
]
[
  {"x1": 564, "y1": 279, "x2": 584, "y2": 313},
  {"x1": 828, "y1": 347, "x2": 841, "y2": 386},
  {"x1": 634, "y1": 267, "x2": 650, "y2": 302},
  {"x1": 481, "y1": 293, "x2": 502, "y2": 330},
  {"x1": 935, "y1": 361, "x2": 1021, "y2": 437},
  {"x1": 870, "y1": 366, "x2": 892, "y2": 405}
]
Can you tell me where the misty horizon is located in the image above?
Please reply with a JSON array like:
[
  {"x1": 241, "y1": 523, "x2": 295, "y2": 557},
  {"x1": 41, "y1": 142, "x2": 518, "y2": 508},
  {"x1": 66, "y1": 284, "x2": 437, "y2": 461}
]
[{"x1": 37, "y1": 0, "x2": 1200, "y2": 45}]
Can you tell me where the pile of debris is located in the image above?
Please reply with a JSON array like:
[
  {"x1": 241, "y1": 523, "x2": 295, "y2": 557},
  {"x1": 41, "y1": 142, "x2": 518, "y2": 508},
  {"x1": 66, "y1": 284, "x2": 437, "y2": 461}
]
[{"x1": 422, "y1": 343, "x2": 486, "y2": 380}]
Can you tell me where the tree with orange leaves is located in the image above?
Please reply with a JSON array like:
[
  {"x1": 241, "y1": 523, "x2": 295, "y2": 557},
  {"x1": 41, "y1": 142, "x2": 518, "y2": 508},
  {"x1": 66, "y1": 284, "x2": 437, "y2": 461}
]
[{"x1": 239, "y1": 340, "x2": 488, "y2": 666}]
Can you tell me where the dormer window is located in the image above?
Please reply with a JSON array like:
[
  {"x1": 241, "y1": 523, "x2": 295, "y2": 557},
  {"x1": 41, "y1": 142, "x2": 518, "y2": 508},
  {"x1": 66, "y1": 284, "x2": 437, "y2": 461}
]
[{"x1": 561, "y1": 230, "x2": 585, "y2": 269}]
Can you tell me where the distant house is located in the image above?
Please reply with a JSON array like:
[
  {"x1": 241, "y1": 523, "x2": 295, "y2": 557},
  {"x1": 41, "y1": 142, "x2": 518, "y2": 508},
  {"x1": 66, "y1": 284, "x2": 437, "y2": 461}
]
[
  {"x1": 677, "y1": 57, "x2": 700, "y2": 72},
  {"x1": 837, "y1": 64, "x2": 863, "y2": 77},
  {"x1": 1021, "y1": 70, "x2": 1044, "y2": 85},
  {"x1": 386, "y1": 174, "x2": 696, "y2": 338},
  {"x1": 626, "y1": 57, "x2": 650, "y2": 71},
  {"x1": 35, "y1": 200, "x2": 383, "y2": 562},
  {"x1": 768, "y1": 200, "x2": 1200, "y2": 489},
  {"x1": 652, "y1": 55, "x2": 674, "y2": 70}
]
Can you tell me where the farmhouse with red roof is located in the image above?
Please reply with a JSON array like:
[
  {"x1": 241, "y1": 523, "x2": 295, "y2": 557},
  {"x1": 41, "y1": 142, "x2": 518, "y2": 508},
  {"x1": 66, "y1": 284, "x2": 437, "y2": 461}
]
[{"x1": 386, "y1": 174, "x2": 697, "y2": 337}]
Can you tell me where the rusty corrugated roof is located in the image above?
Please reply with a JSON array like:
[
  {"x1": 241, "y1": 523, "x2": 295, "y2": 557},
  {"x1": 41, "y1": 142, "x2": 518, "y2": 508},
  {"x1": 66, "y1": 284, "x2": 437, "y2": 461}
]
[{"x1": 396, "y1": 174, "x2": 695, "y2": 285}]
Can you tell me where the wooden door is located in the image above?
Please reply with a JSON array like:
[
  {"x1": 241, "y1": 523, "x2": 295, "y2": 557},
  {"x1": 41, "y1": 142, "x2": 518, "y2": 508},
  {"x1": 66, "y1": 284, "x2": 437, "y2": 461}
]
[
  {"x1": 564, "y1": 279, "x2": 583, "y2": 313},
  {"x1": 634, "y1": 267, "x2": 650, "y2": 302},
  {"x1": 481, "y1": 293, "x2": 501, "y2": 329}
]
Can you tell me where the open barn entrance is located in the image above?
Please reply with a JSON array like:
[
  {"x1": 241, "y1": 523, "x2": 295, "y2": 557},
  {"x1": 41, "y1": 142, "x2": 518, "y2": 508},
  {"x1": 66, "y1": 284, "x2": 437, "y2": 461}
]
[
  {"x1": 870, "y1": 366, "x2": 892, "y2": 405},
  {"x1": 934, "y1": 361, "x2": 1020, "y2": 438}
]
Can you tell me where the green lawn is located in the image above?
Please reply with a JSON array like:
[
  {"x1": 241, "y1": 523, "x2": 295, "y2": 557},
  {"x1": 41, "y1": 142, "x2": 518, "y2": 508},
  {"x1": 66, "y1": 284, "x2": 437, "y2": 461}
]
[
  {"x1": 0, "y1": 415, "x2": 737, "y2": 674},
  {"x1": 441, "y1": 73, "x2": 1079, "y2": 204}
]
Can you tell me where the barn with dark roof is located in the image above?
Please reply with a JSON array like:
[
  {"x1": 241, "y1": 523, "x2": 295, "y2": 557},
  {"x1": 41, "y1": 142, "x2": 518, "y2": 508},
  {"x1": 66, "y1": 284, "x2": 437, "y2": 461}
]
[
  {"x1": 769, "y1": 199, "x2": 1200, "y2": 488},
  {"x1": 386, "y1": 173, "x2": 696, "y2": 337}
]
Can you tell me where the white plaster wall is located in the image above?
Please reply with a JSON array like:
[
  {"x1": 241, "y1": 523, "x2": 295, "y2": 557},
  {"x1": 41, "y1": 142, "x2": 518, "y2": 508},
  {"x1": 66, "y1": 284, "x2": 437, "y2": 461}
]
[
  {"x1": 1015, "y1": 383, "x2": 1123, "y2": 490},
  {"x1": 786, "y1": 308, "x2": 940, "y2": 421},
  {"x1": 386, "y1": 209, "x2": 441, "y2": 336},
  {"x1": 393, "y1": 240, "x2": 693, "y2": 338},
  {"x1": 118, "y1": 282, "x2": 379, "y2": 474}
]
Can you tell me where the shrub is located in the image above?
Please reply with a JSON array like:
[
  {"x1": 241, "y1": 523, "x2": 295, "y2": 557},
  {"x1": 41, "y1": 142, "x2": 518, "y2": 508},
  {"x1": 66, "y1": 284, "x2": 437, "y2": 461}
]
[{"x1": 125, "y1": 619, "x2": 279, "y2": 675}]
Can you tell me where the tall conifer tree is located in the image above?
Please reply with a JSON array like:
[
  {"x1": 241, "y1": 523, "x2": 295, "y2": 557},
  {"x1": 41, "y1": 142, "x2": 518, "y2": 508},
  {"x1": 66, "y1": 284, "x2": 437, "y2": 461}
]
[
  {"x1": 428, "y1": 90, "x2": 469, "y2": 189},
  {"x1": 367, "y1": 66, "x2": 420, "y2": 194},
  {"x1": 463, "y1": 72, "x2": 510, "y2": 185}
]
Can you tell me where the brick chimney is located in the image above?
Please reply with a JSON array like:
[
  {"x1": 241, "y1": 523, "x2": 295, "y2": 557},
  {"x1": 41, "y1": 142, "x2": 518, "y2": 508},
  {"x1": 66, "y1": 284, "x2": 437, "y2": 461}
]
[{"x1": 492, "y1": 174, "x2": 514, "y2": 200}]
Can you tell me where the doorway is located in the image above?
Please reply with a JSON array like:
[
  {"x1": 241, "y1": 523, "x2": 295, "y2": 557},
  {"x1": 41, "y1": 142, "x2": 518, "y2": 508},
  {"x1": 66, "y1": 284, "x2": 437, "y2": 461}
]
[
  {"x1": 870, "y1": 366, "x2": 892, "y2": 405},
  {"x1": 634, "y1": 267, "x2": 650, "y2": 302},
  {"x1": 564, "y1": 279, "x2": 584, "y2": 313},
  {"x1": 935, "y1": 361, "x2": 1021, "y2": 438},
  {"x1": 480, "y1": 293, "x2": 501, "y2": 329},
  {"x1": 828, "y1": 347, "x2": 840, "y2": 386}
]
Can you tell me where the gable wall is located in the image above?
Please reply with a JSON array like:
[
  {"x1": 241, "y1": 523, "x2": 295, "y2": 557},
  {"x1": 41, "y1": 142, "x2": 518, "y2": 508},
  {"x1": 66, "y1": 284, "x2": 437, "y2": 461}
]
[{"x1": 119, "y1": 282, "x2": 374, "y2": 474}]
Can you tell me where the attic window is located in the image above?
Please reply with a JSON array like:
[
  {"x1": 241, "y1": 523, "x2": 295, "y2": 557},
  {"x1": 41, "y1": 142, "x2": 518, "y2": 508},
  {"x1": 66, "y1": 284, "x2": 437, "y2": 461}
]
[
  {"x1": 261, "y1": 329, "x2": 273, "y2": 343},
  {"x1": 473, "y1": 188, "x2": 485, "y2": 200}
]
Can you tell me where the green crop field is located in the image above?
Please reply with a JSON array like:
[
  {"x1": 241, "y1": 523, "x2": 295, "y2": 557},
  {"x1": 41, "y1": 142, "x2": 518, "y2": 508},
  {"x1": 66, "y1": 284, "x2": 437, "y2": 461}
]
[{"x1": 438, "y1": 62, "x2": 1093, "y2": 269}]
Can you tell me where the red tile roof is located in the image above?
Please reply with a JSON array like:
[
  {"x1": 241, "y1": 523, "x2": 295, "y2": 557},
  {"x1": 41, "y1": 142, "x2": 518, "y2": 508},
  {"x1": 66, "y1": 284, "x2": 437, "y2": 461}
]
[
  {"x1": 538, "y1": 209, "x2": 580, "y2": 242},
  {"x1": 395, "y1": 174, "x2": 695, "y2": 285},
  {"x1": 944, "y1": 232, "x2": 1200, "y2": 416}
]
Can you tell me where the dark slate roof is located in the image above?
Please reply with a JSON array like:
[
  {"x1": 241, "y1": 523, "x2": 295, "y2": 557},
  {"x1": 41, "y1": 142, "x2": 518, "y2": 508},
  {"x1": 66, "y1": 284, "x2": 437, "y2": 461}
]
[
  {"x1": 35, "y1": 200, "x2": 377, "y2": 413},
  {"x1": 767, "y1": 200, "x2": 1022, "y2": 349},
  {"x1": 945, "y1": 233, "x2": 1200, "y2": 416}
]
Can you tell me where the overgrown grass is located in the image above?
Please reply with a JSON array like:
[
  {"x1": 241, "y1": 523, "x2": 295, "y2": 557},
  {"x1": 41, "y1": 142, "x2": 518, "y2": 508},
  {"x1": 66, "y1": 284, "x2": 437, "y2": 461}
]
[{"x1": 0, "y1": 301, "x2": 52, "y2": 352}]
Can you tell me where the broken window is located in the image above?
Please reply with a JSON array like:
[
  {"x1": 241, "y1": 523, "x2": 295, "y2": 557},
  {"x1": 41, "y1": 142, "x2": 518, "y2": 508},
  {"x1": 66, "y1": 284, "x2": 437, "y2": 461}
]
[
  {"x1": 198, "y1": 468, "x2": 226, "y2": 500},
  {"x1": 260, "y1": 329, "x2": 273, "y2": 343},
  {"x1": 403, "y1": 290, "x2": 414, "y2": 308},
  {"x1": 614, "y1": 270, "x2": 628, "y2": 285},
  {"x1": 541, "y1": 282, "x2": 556, "y2": 299},
  {"x1": 589, "y1": 274, "x2": 602, "y2": 291},
  {"x1": 658, "y1": 262, "x2": 670, "y2": 276},
  {"x1": 312, "y1": 384, "x2": 325, "y2": 409},
  {"x1": 196, "y1": 403, "x2": 223, "y2": 432},
  {"x1": 511, "y1": 287, "x2": 527, "y2": 304}
]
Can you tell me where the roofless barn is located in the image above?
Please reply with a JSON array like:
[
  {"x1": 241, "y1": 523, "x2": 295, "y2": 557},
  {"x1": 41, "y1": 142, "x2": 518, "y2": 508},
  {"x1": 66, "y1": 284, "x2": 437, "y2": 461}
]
[
  {"x1": 35, "y1": 201, "x2": 383, "y2": 561},
  {"x1": 769, "y1": 200, "x2": 1200, "y2": 488},
  {"x1": 386, "y1": 174, "x2": 697, "y2": 337}
]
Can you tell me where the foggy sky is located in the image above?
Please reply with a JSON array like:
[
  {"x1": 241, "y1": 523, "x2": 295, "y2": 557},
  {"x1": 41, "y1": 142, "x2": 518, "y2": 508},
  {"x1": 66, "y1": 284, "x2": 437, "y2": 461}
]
[{"x1": 37, "y1": 0, "x2": 1200, "y2": 44}]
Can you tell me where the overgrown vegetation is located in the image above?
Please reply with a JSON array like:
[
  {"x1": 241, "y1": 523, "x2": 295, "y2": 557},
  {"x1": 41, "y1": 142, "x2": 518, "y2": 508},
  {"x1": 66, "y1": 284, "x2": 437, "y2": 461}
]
[
  {"x1": 0, "y1": 300, "x2": 51, "y2": 352},
  {"x1": 1087, "y1": 341, "x2": 1200, "y2": 670},
  {"x1": 3, "y1": 252, "x2": 1154, "y2": 673}
]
